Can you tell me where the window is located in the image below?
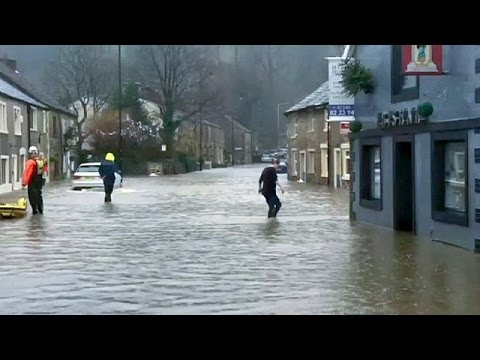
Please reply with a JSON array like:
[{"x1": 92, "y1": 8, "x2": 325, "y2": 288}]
[
  {"x1": 0, "y1": 102, "x2": 7, "y2": 133},
  {"x1": 431, "y1": 131, "x2": 468, "y2": 226},
  {"x1": 320, "y1": 144, "x2": 328, "y2": 178},
  {"x1": 309, "y1": 112, "x2": 315, "y2": 132},
  {"x1": 307, "y1": 151, "x2": 315, "y2": 174},
  {"x1": 42, "y1": 111, "x2": 47, "y2": 134},
  {"x1": 0, "y1": 156, "x2": 9, "y2": 185},
  {"x1": 52, "y1": 116, "x2": 58, "y2": 137},
  {"x1": 360, "y1": 138, "x2": 382, "y2": 210},
  {"x1": 290, "y1": 117, "x2": 298, "y2": 138},
  {"x1": 323, "y1": 109, "x2": 329, "y2": 132},
  {"x1": 31, "y1": 107, "x2": 38, "y2": 131},
  {"x1": 391, "y1": 45, "x2": 419, "y2": 103},
  {"x1": 14, "y1": 106, "x2": 22, "y2": 136}
]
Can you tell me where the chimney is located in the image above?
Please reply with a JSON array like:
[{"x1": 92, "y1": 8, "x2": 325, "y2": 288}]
[{"x1": 0, "y1": 57, "x2": 17, "y2": 71}]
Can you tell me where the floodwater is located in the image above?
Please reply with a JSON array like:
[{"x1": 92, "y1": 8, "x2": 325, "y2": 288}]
[{"x1": 1, "y1": 165, "x2": 480, "y2": 314}]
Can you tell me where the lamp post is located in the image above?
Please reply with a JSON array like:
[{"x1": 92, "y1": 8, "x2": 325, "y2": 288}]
[
  {"x1": 231, "y1": 116, "x2": 235, "y2": 166},
  {"x1": 276, "y1": 102, "x2": 289, "y2": 149},
  {"x1": 118, "y1": 45, "x2": 123, "y2": 173}
]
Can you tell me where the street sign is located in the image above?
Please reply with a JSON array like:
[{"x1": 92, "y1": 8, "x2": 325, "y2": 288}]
[
  {"x1": 328, "y1": 58, "x2": 355, "y2": 121},
  {"x1": 340, "y1": 122, "x2": 350, "y2": 134}
]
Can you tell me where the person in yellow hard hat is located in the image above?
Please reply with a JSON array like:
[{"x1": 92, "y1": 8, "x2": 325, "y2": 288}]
[{"x1": 98, "y1": 152, "x2": 122, "y2": 203}]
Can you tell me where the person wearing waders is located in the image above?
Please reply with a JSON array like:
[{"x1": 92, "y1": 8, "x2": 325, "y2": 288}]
[
  {"x1": 98, "y1": 152, "x2": 122, "y2": 203},
  {"x1": 22, "y1": 146, "x2": 48, "y2": 215},
  {"x1": 258, "y1": 158, "x2": 285, "y2": 218}
]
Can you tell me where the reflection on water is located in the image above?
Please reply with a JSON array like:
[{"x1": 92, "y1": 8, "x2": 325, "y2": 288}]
[
  {"x1": 0, "y1": 166, "x2": 479, "y2": 314},
  {"x1": 260, "y1": 219, "x2": 281, "y2": 239}
]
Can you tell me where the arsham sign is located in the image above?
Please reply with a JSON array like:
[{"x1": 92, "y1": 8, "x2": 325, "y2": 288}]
[{"x1": 377, "y1": 107, "x2": 426, "y2": 128}]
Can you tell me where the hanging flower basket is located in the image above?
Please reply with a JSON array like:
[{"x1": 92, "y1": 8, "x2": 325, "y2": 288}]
[{"x1": 340, "y1": 59, "x2": 376, "y2": 97}]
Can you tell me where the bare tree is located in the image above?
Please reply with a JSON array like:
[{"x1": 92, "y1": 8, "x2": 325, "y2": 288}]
[
  {"x1": 136, "y1": 45, "x2": 219, "y2": 158},
  {"x1": 45, "y1": 45, "x2": 114, "y2": 155}
]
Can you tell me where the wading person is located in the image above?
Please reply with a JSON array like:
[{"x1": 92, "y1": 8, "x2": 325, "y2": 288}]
[
  {"x1": 258, "y1": 158, "x2": 284, "y2": 218},
  {"x1": 22, "y1": 146, "x2": 47, "y2": 215},
  {"x1": 98, "y1": 152, "x2": 122, "y2": 203}
]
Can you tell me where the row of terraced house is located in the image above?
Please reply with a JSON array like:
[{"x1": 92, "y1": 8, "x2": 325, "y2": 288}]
[{"x1": 0, "y1": 58, "x2": 77, "y2": 195}]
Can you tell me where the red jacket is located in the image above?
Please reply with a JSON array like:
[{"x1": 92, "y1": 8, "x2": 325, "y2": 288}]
[{"x1": 22, "y1": 159, "x2": 37, "y2": 186}]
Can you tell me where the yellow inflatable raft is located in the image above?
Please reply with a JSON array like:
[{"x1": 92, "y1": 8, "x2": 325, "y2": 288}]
[{"x1": 0, "y1": 198, "x2": 28, "y2": 219}]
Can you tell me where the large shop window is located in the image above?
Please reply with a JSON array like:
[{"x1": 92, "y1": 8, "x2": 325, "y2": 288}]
[
  {"x1": 431, "y1": 131, "x2": 468, "y2": 226},
  {"x1": 360, "y1": 138, "x2": 382, "y2": 210},
  {"x1": 391, "y1": 45, "x2": 419, "y2": 103}
]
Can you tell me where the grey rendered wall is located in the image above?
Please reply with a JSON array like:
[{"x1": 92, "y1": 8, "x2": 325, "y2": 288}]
[
  {"x1": 355, "y1": 45, "x2": 480, "y2": 126},
  {"x1": 353, "y1": 136, "x2": 394, "y2": 229},
  {"x1": 0, "y1": 98, "x2": 28, "y2": 155},
  {"x1": 415, "y1": 131, "x2": 480, "y2": 251}
]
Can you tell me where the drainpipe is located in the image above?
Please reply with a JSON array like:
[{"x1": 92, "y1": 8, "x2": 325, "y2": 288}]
[
  {"x1": 27, "y1": 105, "x2": 31, "y2": 149},
  {"x1": 326, "y1": 108, "x2": 330, "y2": 187},
  {"x1": 46, "y1": 110, "x2": 51, "y2": 183}
]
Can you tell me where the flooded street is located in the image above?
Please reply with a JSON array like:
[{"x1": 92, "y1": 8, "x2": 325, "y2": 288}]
[{"x1": 1, "y1": 165, "x2": 480, "y2": 314}]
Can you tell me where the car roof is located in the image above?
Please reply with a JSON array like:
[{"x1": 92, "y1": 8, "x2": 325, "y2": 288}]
[{"x1": 78, "y1": 162, "x2": 101, "y2": 166}]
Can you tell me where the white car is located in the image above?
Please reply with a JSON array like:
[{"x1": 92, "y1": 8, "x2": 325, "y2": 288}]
[
  {"x1": 261, "y1": 154, "x2": 274, "y2": 163},
  {"x1": 72, "y1": 162, "x2": 122, "y2": 190}
]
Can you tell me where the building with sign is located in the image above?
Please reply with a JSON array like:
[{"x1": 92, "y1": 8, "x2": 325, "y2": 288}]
[
  {"x1": 284, "y1": 81, "x2": 351, "y2": 188},
  {"x1": 349, "y1": 45, "x2": 480, "y2": 252}
]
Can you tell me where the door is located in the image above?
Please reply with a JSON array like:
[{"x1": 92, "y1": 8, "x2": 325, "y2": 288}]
[
  {"x1": 333, "y1": 148, "x2": 341, "y2": 188},
  {"x1": 300, "y1": 151, "x2": 306, "y2": 182},
  {"x1": 12, "y1": 155, "x2": 18, "y2": 188},
  {"x1": 394, "y1": 138, "x2": 415, "y2": 232},
  {"x1": 291, "y1": 151, "x2": 297, "y2": 177}
]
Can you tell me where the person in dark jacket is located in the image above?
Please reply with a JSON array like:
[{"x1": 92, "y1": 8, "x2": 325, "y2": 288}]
[
  {"x1": 258, "y1": 158, "x2": 285, "y2": 218},
  {"x1": 98, "y1": 152, "x2": 122, "y2": 203}
]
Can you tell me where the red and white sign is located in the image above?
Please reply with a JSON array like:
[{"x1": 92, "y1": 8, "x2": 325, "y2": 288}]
[
  {"x1": 402, "y1": 45, "x2": 443, "y2": 76},
  {"x1": 340, "y1": 122, "x2": 350, "y2": 135}
]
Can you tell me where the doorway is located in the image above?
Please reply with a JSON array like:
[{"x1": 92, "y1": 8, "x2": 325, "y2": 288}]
[
  {"x1": 333, "y1": 148, "x2": 341, "y2": 188},
  {"x1": 300, "y1": 151, "x2": 306, "y2": 182},
  {"x1": 394, "y1": 137, "x2": 415, "y2": 232}
]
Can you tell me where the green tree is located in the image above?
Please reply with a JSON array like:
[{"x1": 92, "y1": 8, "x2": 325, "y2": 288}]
[{"x1": 111, "y1": 81, "x2": 149, "y2": 125}]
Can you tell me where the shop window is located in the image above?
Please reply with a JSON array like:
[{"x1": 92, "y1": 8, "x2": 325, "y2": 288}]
[
  {"x1": 360, "y1": 138, "x2": 382, "y2": 210},
  {"x1": 431, "y1": 131, "x2": 468, "y2": 226}
]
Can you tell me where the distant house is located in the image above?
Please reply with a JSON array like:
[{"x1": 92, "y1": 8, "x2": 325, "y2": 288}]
[
  {"x1": 285, "y1": 81, "x2": 351, "y2": 189},
  {"x1": 176, "y1": 118, "x2": 225, "y2": 166},
  {"x1": 223, "y1": 115, "x2": 252, "y2": 165},
  {"x1": 0, "y1": 59, "x2": 77, "y2": 182}
]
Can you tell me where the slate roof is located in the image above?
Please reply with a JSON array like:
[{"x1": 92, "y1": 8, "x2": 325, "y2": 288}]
[
  {"x1": 0, "y1": 77, "x2": 47, "y2": 108},
  {"x1": 284, "y1": 81, "x2": 329, "y2": 115},
  {"x1": 0, "y1": 61, "x2": 76, "y2": 118}
]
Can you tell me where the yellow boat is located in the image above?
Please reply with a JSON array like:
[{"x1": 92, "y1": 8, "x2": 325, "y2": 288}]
[{"x1": 0, "y1": 198, "x2": 28, "y2": 219}]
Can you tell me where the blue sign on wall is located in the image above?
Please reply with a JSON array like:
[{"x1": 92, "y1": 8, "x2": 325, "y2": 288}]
[{"x1": 329, "y1": 105, "x2": 355, "y2": 117}]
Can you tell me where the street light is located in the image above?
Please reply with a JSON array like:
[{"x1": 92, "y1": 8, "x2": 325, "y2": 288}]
[
  {"x1": 118, "y1": 45, "x2": 123, "y2": 173},
  {"x1": 277, "y1": 102, "x2": 289, "y2": 149}
]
